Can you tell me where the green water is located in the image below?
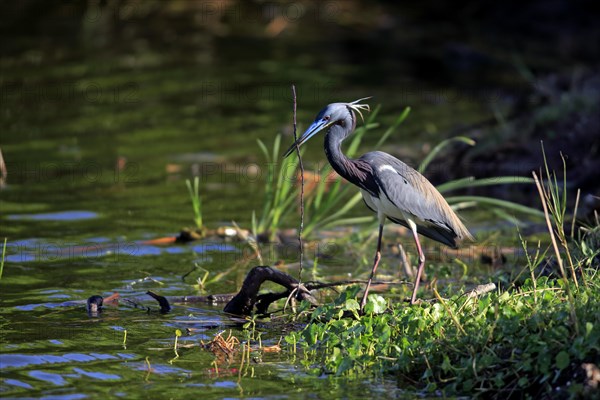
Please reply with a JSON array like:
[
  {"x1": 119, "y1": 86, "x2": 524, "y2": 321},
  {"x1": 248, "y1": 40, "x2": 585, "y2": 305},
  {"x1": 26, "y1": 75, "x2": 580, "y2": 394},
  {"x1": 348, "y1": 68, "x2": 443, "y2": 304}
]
[{"x1": 0, "y1": 1, "x2": 570, "y2": 398}]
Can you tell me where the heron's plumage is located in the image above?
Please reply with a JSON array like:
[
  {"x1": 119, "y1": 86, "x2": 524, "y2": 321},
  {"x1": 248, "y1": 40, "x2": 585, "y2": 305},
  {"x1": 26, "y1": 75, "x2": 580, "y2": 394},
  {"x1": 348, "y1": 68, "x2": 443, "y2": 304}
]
[
  {"x1": 360, "y1": 151, "x2": 473, "y2": 248},
  {"x1": 320, "y1": 112, "x2": 472, "y2": 249},
  {"x1": 283, "y1": 99, "x2": 474, "y2": 306}
]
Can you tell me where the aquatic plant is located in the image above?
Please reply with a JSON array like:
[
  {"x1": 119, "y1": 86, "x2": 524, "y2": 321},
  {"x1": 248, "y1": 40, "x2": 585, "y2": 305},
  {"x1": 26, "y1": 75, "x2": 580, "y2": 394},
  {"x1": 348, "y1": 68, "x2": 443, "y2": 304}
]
[
  {"x1": 253, "y1": 134, "x2": 299, "y2": 242},
  {"x1": 285, "y1": 271, "x2": 599, "y2": 397},
  {"x1": 185, "y1": 176, "x2": 203, "y2": 230}
]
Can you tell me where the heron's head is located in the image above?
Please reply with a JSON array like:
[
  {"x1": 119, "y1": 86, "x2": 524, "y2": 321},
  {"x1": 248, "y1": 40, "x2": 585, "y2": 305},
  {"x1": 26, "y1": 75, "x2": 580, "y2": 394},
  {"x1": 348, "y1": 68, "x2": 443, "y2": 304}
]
[{"x1": 283, "y1": 97, "x2": 371, "y2": 158}]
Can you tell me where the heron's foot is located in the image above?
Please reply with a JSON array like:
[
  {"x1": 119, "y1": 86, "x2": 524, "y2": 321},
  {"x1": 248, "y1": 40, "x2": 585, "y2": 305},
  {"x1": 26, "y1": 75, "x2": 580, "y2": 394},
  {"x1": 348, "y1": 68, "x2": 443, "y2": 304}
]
[
  {"x1": 409, "y1": 297, "x2": 423, "y2": 305},
  {"x1": 359, "y1": 295, "x2": 367, "y2": 311}
]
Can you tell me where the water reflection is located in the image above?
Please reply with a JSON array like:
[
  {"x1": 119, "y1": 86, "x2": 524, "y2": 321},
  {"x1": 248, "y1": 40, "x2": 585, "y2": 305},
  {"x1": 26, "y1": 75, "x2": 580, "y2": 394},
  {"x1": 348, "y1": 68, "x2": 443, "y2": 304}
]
[
  {"x1": 6, "y1": 211, "x2": 99, "y2": 221},
  {"x1": 5, "y1": 237, "x2": 237, "y2": 263}
]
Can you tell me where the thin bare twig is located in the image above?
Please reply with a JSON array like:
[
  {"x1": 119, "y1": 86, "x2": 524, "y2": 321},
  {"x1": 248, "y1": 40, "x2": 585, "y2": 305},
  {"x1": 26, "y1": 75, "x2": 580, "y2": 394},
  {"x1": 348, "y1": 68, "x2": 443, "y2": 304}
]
[
  {"x1": 432, "y1": 281, "x2": 466, "y2": 336},
  {"x1": 291, "y1": 84, "x2": 305, "y2": 283},
  {"x1": 571, "y1": 188, "x2": 580, "y2": 239},
  {"x1": 283, "y1": 286, "x2": 299, "y2": 314},
  {"x1": 532, "y1": 171, "x2": 568, "y2": 281},
  {"x1": 461, "y1": 283, "x2": 497, "y2": 298},
  {"x1": 398, "y1": 244, "x2": 413, "y2": 279}
]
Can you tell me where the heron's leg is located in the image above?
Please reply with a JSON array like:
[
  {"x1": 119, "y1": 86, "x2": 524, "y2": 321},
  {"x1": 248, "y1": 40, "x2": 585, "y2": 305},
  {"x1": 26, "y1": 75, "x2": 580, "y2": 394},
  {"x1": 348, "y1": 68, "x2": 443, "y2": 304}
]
[
  {"x1": 409, "y1": 221, "x2": 426, "y2": 305},
  {"x1": 360, "y1": 223, "x2": 384, "y2": 310}
]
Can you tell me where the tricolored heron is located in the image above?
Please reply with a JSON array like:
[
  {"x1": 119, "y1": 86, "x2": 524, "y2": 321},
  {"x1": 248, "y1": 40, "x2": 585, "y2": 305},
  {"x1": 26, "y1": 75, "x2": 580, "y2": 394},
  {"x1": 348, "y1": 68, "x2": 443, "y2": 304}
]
[{"x1": 284, "y1": 99, "x2": 473, "y2": 308}]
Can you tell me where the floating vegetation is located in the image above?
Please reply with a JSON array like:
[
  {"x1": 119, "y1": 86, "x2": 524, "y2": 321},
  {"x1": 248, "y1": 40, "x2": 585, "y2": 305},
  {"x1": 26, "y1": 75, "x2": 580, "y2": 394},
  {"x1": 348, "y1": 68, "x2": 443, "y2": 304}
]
[{"x1": 201, "y1": 330, "x2": 240, "y2": 363}]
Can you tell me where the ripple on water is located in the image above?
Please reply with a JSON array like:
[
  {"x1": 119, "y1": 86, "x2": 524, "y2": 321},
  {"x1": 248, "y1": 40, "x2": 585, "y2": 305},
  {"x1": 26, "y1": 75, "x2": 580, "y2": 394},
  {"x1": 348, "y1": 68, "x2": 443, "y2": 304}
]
[
  {"x1": 6, "y1": 210, "x2": 99, "y2": 221},
  {"x1": 72, "y1": 367, "x2": 120, "y2": 381},
  {"x1": 3, "y1": 379, "x2": 34, "y2": 390},
  {"x1": 5, "y1": 237, "x2": 238, "y2": 263},
  {"x1": 0, "y1": 353, "x2": 133, "y2": 369},
  {"x1": 28, "y1": 370, "x2": 67, "y2": 386}
]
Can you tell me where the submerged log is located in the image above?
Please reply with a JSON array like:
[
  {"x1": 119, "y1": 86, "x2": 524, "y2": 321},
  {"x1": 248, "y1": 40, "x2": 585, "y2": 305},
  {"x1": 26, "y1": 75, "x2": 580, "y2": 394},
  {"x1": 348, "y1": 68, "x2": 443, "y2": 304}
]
[
  {"x1": 84, "y1": 267, "x2": 406, "y2": 317},
  {"x1": 83, "y1": 267, "x2": 318, "y2": 317}
]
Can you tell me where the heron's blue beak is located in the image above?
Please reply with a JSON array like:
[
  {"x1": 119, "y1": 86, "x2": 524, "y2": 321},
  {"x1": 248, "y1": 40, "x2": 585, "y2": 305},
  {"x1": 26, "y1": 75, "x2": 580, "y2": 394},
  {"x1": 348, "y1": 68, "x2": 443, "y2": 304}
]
[{"x1": 283, "y1": 118, "x2": 331, "y2": 158}]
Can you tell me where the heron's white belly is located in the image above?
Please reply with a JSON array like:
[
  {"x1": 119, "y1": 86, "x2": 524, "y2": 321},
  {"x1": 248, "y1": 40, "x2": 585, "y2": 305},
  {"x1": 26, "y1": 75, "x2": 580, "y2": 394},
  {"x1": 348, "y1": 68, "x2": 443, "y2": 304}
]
[{"x1": 360, "y1": 189, "x2": 410, "y2": 224}]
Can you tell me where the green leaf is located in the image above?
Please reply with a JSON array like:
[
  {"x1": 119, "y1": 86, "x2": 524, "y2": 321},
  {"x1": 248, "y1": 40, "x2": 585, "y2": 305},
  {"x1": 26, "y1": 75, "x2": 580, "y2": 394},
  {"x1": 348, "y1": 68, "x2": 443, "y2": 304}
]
[
  {"x1": 418, "y1": 136, "x2": 476, "y2": 173},
  {"x1": 445, "y1": 196, "x2": 546, "y2": 217},
  {"x1": 585, "y1": 322, "x2": 593, "y2": 337},
  {"x1": 518, "y1": 377, "x2": 529, "y2": 387},
  {"x1": 305, "y1": 323, "x2": 320, "y2": 346},
  {"x1": 555, "y1": 351, "x2": 570, "y2": 370},
  {"x1": 331, "y1": 346, "x2": 341, "y2": 363},
  {"x1": 374, "y1": 106, "x2": 411, "y2": 148},
  {"x1": 336, "y1": 356, "x2": 354, "y2": 375},
  {"x1": 364, "y1": 295, "x2": 387, "y2": 315},
  {"x1": 344, "y1": 299, "x2": 361, "y2": 311},
  {"x1": 436, "y1": 176, "x2": 534, "y2": 193},
  {"x1": 256, "y1": 138, "x2": 270, "y2": 162}
]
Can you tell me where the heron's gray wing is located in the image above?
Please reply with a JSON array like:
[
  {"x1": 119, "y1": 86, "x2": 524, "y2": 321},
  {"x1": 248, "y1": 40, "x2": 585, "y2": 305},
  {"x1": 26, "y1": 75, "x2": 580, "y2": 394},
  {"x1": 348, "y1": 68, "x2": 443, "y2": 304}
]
[
  {"x1": 360, "y1": 151, "x2": 469, "y2": 246},
  {"x1": 360, "y1": 152, "x2": 448, "y2": 221}
]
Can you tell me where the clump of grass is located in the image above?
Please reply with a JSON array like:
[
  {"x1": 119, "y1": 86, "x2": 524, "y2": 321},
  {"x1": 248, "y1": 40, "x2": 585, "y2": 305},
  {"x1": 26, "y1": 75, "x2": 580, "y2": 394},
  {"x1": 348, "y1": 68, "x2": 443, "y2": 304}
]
[
  {"x1": 185, "y1": 176, "x2": 203, "y2": 230},
  {"x1": 533, "y1": 144, "x2": 584, "y2": 288},
  {"x1": 253, "y1": 134, "x2": 299, "y2": 242}
]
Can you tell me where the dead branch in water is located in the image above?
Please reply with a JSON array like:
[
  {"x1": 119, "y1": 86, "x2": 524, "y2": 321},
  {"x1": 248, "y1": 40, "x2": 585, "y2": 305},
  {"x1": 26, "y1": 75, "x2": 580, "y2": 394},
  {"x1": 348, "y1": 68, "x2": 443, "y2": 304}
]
[
  {"x1": 84, "y1": 266, "x2": 412, "y2": 317},
  {"x1": 223, "y1": 266, "x2": 317, "y2": 316}
]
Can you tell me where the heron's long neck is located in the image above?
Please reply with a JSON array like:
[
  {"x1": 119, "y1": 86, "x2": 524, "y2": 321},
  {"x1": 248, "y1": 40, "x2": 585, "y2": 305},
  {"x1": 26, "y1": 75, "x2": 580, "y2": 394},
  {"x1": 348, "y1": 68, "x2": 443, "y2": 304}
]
[{"x1": 324, "y1": 126, "x2": 360, "y2": 185}]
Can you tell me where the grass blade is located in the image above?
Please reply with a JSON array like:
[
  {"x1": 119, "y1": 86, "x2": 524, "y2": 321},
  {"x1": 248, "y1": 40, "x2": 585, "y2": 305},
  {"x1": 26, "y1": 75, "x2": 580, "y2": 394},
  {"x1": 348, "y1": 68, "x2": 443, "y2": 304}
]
[
  {"x1": 185, "y1": 177, "x2": 202, "y2": 229},
  {"x1": 418, "y1": 136, "x2": 476, "y2": 174},
  {"x1": 437, "y1": 176, "x2": 534, "y2": 193},
  {"x1": 375, "y1": 106, "x2": 411, "y2": 148},
  {"x1": 445, "y1": 195, "x2": 545, "y2": 217}
]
